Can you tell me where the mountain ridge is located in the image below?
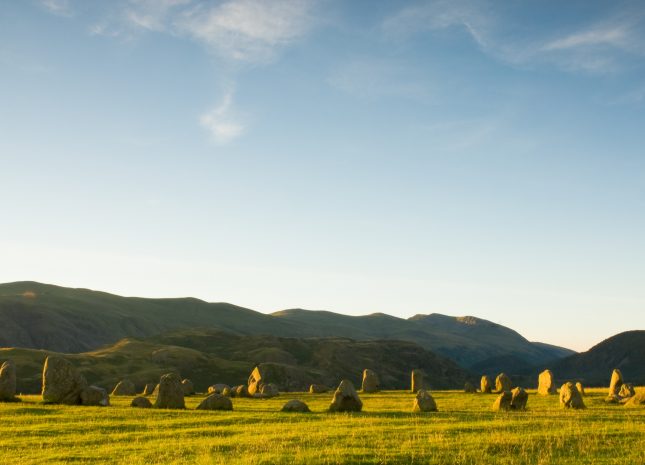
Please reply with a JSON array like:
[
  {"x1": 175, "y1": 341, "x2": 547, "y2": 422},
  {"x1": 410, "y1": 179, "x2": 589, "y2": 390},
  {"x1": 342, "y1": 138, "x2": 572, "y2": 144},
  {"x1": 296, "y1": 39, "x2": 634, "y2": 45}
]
[{"x1": 0, "y1": 281, "x2": 575, "y2": 372}]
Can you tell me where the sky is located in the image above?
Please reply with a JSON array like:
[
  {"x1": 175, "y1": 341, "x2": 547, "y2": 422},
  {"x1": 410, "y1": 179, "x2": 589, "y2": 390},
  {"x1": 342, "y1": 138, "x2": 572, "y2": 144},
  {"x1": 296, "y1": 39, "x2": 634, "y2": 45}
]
[{"x1": 1, "y1": 0, "x2": 644, "y2": 352}]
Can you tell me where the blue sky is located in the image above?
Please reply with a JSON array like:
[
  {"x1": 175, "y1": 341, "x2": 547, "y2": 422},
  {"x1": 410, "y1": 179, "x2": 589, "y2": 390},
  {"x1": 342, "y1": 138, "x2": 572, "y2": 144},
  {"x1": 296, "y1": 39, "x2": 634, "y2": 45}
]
[{"x1": 1, "y1": 0, "x2": 644, "y2": 351}]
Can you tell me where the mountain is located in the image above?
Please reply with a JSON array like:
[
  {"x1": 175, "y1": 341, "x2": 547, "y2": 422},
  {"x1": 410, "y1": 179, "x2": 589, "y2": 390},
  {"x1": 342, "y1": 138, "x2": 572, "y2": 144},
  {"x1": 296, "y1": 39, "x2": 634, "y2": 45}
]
[
  {"x1": 0, "y1": 329, "x2": 467, "y2": 394},
  {"x1": 272, "y1": 309, "x2": 575, "y2": 369},
  {"x1": 549, "y1": 330, "x2": 645, "y2": 386},
  {"x1": 0, "y1": 281, "x2": 574, "y2": 372}
]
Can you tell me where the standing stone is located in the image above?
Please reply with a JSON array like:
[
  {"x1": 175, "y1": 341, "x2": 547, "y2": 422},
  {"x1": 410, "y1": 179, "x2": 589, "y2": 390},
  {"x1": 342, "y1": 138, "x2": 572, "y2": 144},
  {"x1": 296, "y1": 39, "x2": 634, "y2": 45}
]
[
  {"x1": 329, "y1": 380, "x2": 363, "y2": 412},
  {"x1": 81, "y1": 386, "x2": 110, "y2": 406},
  {"x1": 560, "y1": 382, "x2": 585, "y2": 409},
  {"x1": 412, "y1": 389, "x2": 437, "y2": 412},
  {"x1": 131, "y1": 396, "x2": 152, "y2": 408},
  {"x1": 480, "y1": 375, "x2": 492, "y2": 393},
  {"x1": 142, "y1": 383, "x2": 156, "y2": 396},
  {"x1": 361, "y1": 369, "x2": 379, "y2": 393},
  {"x1": 196, "y1": 393, "x2": 233, "y2": 411},
  {"x1": 181, "y1": 379, "x2": 195, "y2": 396},
  {"x1": 42, "y1": 356, "x2": 88, "y2": 405},
  {"x1": 152, "y1": 384, "x2": 160, "y2": 396},
  {"x1": 111, "y1": 380, "x2": 136, "y2": 396},
  {"x1": 153, "y1": 373, "x2": 185, "y2": 409},
  {"x1": 495, "y1": 373, "x2": 512, "y2": 393},
  {"x1": 309, "y1": 384, "x2": 329, "y2": 394},
  {"x1": 492, "y1": 391, "x2": 513, "y2": 411},
  {"x1": 575, "y1": 382, "x2": 585, "y2": 397},
  {"x1": 411, "y1": 370, "x2": 426, "y2": 393},
  {"x1": 537, "y1": 370, "x2": 557, "y2": 395},
  {"x1": 247, "y1": 366, "x2": 264, "y2": 396},
  {"x1": 619, "y1": 383, "x2": 635, "y2": 399},
  {"x1": 609, "y1": 369, "x2": 623, "y2": 397},
  {"x1": 0, "y1": 360, "x2": 17, "y2": 402},
  {"x1": 259, "y1": 383, "x2": 279, "y2": 398},
  {"x1": 235, "y1": 385, "x2": 249, "y2": 398},
  {"x1": 221, "y1": 387, "x2": 232, "y2": 397},
  {"x1": 281, "y1": 399, "x2": 311, "y2": 412},
  {"x1": 208, "y1": 384, "x2": 230, "y2": 394},
  {"x1": 510, "y1": 387, "x2": 528, "y2": 410},
  {"x1": 464, "y1": 382, "x2": 476, "y2": 393}
]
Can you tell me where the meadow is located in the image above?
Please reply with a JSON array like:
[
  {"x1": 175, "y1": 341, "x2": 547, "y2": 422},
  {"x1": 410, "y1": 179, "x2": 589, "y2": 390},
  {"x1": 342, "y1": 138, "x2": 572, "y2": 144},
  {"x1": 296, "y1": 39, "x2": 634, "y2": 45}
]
[{"x1": 1, "y1": 388, "x2": 644, "y2": 465}]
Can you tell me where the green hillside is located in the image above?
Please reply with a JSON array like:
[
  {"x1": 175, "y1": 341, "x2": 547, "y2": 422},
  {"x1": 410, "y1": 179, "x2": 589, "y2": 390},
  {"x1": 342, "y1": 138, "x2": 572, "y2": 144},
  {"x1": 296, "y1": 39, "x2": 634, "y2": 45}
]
[
  {"x1": 0, "y1": 281, "x2": 574, "y2": 372},
  {"x1": 0, "y1": 330, "x2": 467, "y2": 394}
]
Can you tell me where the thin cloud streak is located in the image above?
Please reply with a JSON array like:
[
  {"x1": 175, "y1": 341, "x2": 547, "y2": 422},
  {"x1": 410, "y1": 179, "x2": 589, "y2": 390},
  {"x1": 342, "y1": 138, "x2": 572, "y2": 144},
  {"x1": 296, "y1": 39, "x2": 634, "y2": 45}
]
[{"x1": 382, "y1": 0, "x2": 645, "y2": 74}]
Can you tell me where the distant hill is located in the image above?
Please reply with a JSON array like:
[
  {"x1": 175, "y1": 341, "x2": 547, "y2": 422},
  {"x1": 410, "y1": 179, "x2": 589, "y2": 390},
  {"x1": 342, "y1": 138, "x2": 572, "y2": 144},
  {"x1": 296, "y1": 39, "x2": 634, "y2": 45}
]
[
  {"x1": 272, "y1": 309, "x2": 575, "y2": 369},
  {"x1": 0, "y1": 330, "x2": 467, "y2": 394},
  {"x1": 0, "y1": 281, "x2": 575, "y2": 372},
  {"x1": 550, "y1": 330, "x2": 645, "y2": 386}
]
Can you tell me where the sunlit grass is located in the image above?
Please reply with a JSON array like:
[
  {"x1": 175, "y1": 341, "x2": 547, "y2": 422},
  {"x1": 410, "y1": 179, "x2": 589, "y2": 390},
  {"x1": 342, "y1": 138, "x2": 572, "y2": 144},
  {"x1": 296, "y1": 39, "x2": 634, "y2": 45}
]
[{"x1": 1, "y1": 388, "x2": 644, "y2": 464}]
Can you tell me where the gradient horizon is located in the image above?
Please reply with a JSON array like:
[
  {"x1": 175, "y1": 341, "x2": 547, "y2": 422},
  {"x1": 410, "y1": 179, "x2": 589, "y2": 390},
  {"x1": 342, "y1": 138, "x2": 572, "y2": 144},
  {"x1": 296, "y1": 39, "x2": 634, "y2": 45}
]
[{"x1": 1, "y1": 0, "x2": 644, "y2": 352}]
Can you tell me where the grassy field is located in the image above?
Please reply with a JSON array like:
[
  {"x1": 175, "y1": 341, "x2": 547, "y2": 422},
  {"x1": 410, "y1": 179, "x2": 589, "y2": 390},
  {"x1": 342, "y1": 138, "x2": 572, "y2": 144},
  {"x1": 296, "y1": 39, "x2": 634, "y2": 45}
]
[{"x1": 1, "y1": 388, "x2": 644, "y2": 464}]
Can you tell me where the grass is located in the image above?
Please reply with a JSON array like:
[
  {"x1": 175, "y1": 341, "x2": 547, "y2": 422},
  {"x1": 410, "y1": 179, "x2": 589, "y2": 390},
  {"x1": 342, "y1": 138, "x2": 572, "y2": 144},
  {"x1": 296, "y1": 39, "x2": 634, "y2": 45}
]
[{"x1": 1, "y1": 388, "x2": 644, "y2": 464}]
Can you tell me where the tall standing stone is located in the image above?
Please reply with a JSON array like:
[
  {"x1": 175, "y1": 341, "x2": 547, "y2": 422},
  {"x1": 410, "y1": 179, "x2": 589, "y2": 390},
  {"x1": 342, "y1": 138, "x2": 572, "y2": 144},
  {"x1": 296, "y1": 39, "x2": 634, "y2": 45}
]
[
  {"x1": 560, "y1": 382, "x2": 585, "y2": 409},
  {"x1": 495, "y1": 373, "x2": 512, "y2": 393},
  {"x1": 464, "y1": 382, "x2": 477, "y2": 393},
  {"x1": 480, "y1": 375, "x2": 492, "y2": 393},
  {"x1": 0, "y1": 360, "x2": 17, "y2": 402},
  {"x1": 154, "y1": 373, "x2": 185, "y2": 409},
  {"x1": 42, "y1": 356, "x2": 88, "y2": 405},
  {"x1": 361, "y1": 369, "x2": 379, "y2": 393},
  {"x1": 411, "y1": 370, "x2": 426, "y2": 393},
  {"x1": 575, "y1": 382, "x2": 585, "y2": 397},
  {"x1": 608, "y1": 369, "x2": 623, "y2": 397},
  {"x1": 329, "y1": 380, "x2": 363, "y2": 412},
  {"x1": 537, "y1": 370, "x2": 556, "y2": 395}
]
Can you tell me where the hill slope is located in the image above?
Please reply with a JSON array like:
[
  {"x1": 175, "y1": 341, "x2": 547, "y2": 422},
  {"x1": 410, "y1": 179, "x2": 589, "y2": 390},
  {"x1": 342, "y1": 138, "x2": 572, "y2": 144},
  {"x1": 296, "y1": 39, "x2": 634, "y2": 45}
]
[
  {"x1": 0, "y1": 330, "x2": 467, "y2": 393},
  {"x1": 0, "y1": 281, "x2": 574, "y2": 371},
  {"x1": 550, "y1": 330, "x2": 645, "y2": 386}
]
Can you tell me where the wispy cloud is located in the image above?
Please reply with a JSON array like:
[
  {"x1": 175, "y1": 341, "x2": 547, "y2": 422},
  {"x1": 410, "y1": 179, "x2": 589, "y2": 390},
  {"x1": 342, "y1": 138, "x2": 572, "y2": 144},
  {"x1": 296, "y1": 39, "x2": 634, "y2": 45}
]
[
  {"x1": 40, "y1": 0, "x2": 73, "y2": 17},
  {"x1": 97, "y1": 0, "x2": 319, "y2": 64},
  {"x1": 382, "y1": 1, "x2": 645, "y2": 75},
  {"x1": 199, "y1": 89, "x2": 245, "y2": 144},
  {"x1": 381, "y1": 0, "x2": 492, "y2": 49},
  {"x1": 177, "y1": 0, "x2": 317, "y2": 63},
  {"x1": 542, "y1": 26, "x2": 629, "y2": 52},
  {"x1": 41, "y1": 0, "x2": 319, "y2": 143}
]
